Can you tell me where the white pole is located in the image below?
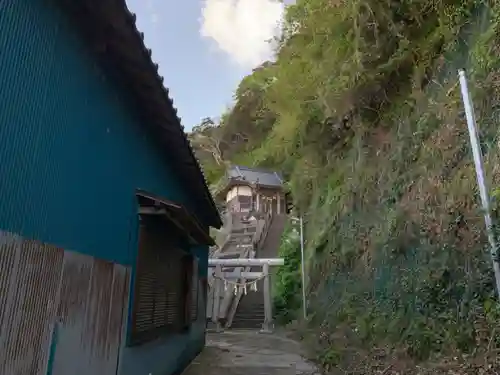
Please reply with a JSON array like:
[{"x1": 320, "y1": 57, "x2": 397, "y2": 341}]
[
  {"x1": 300, "y1": 215, "x2": 307, "y2": 319},
  {"x1": 458, "y1": 69, "x2": 500, "y2": 298}
]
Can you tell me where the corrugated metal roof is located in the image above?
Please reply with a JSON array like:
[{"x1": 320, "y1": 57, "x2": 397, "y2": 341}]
[
  {"x1": 52, "y1": 0, "x2": 222, "y2": 229},
  {"x1": 228, "y1": 166, "x2": 283, "y2": 188}
]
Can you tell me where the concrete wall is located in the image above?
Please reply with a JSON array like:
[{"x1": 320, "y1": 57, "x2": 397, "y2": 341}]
[{"x1": 0, "y1": 1, "x2": 210, "y2": 374}]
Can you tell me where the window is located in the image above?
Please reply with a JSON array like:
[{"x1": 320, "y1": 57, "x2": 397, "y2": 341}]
[{"x1": 129, "y1": 219, "x2": 198, "y2": 345}]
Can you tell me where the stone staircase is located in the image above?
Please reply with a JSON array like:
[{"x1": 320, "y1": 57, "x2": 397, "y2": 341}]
[
  {"x1": 230, "y1": 214, "x2": 287, "y2": 329},
  {"x1": 231, "y1": 300, "x2": 265, "y2": 329},
  {"x1": 206, "y1": 212, "x2": 267, "y2": 325},
  {"x1": 207, "y1": 211, "x2": 287, "y2": 330}
]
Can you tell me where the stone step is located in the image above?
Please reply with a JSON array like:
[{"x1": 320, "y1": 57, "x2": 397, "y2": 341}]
[
  {"x1": 235, "y1": 307, "x2": 265, "y2": 315},
  {"x1": 233, "y1": 317, "x2": 265, "y2": 324},
  {"x1": 235, "y1": 310, "x2": 265, "y2": 316},
  {"x1": 233, "y1": 314, "x2": 264, "y2": 320},
  {"x1": 231, "y1": 320, "x2": 263, "y2": 329},
  {"x1": 232, "y1": 313, "x2": 265, "y2": 319},
  {"x1": 238, "y1": 301, "x2": 265, "y2": 309},
  {"x1": 231, "y1": 319, "x2": 263, "y2": 324},
  {"x1": 236, "y1": 302, "x2": 265, "y2": 308},
  {"x1": 232, "y1": 312, "x2": 264, "y2": 318},
  {"x1": 236, "y1": 304, "x2": 265, "y2": 310}
]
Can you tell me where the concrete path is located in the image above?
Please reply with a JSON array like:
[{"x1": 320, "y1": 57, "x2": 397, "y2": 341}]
[{"x1": 182, "y1": 330, "x2": 320, "y2": 375}]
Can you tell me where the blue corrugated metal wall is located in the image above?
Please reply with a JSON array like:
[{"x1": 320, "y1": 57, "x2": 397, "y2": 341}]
[
  {"x1": 0, "y1": 0, "x2": 195, "y2": 266},
  {"x1": 0, "y1": 1, "x2": 210, "y2": 375}
]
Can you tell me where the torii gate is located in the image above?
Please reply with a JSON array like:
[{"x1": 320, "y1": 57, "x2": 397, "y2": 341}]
[{"x1": 208, "y1": 258, "x2": 284, "y2": 332}]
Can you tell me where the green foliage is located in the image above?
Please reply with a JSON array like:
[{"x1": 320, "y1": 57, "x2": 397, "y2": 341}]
[
  {"x1": 273, "y1": 225, "x2": 302, "y2": 324},
  {"x1": 192, "y1": 0, "x2": 500, "y2": 372}
]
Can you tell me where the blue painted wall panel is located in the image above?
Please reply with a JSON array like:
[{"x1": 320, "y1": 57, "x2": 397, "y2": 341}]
[{"x1": 0, "y1": 0, "x2": 198, "y2": 266}]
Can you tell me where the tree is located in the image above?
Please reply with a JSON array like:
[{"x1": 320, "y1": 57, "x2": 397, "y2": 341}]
[{"x1": 189, "y1": 117, "x2": 226, "y2": 166}]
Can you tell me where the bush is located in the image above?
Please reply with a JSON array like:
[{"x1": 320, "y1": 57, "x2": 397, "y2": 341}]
[{"x1": 273, "y1": 225, "x2": 303, "y2": 324}]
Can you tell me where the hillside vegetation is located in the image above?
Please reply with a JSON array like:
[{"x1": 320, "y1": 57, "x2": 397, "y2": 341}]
[{"x1": 190, "y1": 1, "x2": 500, "y2": 373}]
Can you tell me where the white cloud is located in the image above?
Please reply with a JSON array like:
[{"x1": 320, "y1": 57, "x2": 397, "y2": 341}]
[
  {"x1": 144, "y1": 0, "x2": 160, "y2": 26},
  {"x1": 200, "y1": 0, "x2": 284, "y2": 69}
]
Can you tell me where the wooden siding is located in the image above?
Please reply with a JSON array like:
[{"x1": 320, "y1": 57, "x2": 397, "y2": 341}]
[{"x1": 0, "y1": 230, "x2": 130, "y2": 375}]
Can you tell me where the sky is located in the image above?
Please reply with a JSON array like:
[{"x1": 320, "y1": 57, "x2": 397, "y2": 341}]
[{"x1": 125, "y1": 0, "x2": 285, "y2": 131}]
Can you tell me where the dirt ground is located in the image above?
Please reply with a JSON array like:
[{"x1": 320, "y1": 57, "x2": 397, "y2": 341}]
[{"x1": 182, "y1": 330, "x2": 320, "y2": 375}]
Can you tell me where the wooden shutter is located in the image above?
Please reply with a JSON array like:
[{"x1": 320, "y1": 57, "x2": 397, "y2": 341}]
[
  {"x1": 190, "y1": 257, "x2": 199, "y2": 322},
  {"x1": 180, "y1": 255, "x2": 192, "y2": 329},
  {"x1": 131, "y1": 221, "x2": 187, "y2": 344},
  {"x1": 153, "y1": 253, "x2": 168, "y2": 329},
  {"x1": 165, "y1": 251, "x2": 183, "y2": 330},
  {"x1": 132, "y1": 224, "x2": 157, "y2": 340}
]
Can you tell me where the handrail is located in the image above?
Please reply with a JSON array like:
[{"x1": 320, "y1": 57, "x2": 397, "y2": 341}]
[
  {"x1": 207, "y1": 212, "x2": 259, "y2": 319},
  {"x1": 207, "y1": 212, "x2": 235, "y2": 290},
  {"x1": 256, "y1": 210, "x2": 273, "y2": 253}
]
